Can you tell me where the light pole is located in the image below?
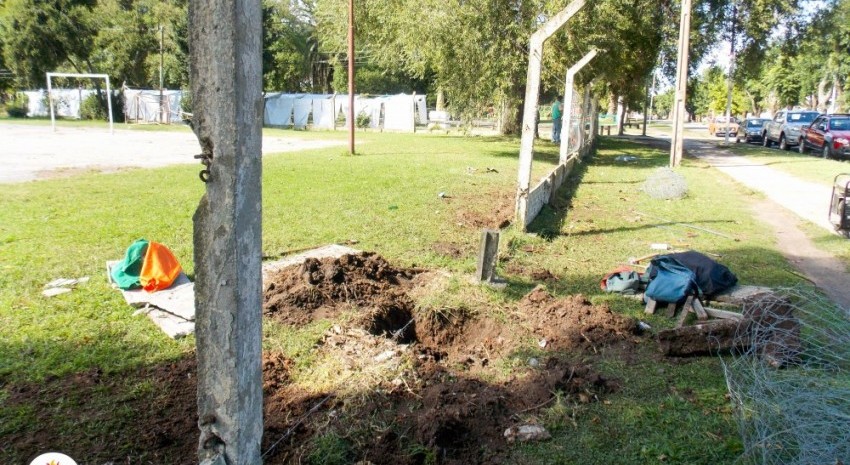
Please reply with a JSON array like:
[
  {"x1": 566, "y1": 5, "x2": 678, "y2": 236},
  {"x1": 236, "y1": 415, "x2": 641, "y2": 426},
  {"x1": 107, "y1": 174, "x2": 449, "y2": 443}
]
[
  {"x1": 348, "y1": 0, "x2": 355, "y2": 155},
  {"x1": 723, "y1": 1, "x2": 738, "y2": 144},
  {"x1": 159, "y1": 24, "x2": 165, "y2": 123}
]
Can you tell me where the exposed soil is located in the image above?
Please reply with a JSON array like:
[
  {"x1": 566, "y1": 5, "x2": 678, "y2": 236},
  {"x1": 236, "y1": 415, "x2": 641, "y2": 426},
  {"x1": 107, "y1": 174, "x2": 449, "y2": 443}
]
[
  {"x1": 455, "y1": 189, "x2": 514, "y2": 230},
  {"x1": 519, "y1": 286, "x2": 639, "y2": 351},
  {"x1": 431, "y1": 241, "x2": 467, "y2": 259},
  {"x1": 2, "y1": 255, "x2": 642, "y2": 465},
  {"x1": 505, "y1": 261, "x2": 561, "y2": 283},
  {"x1": 263, "y1": 252, "x2": 418, "y2": 341}
]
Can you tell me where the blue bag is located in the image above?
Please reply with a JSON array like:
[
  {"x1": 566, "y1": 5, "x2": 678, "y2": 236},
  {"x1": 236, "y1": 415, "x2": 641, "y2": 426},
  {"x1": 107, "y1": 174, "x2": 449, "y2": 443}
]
[{"x1": 645, "y1": 256, "x2": 700, "y2": 303}]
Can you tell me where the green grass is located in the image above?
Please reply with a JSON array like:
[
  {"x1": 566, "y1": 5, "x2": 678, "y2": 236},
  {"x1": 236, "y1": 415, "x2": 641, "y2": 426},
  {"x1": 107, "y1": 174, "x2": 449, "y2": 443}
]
[
  {"x1": 0, "y1": 130, "x2": 555, "y2": 383},
  {"x1": 724, "y1": 142, "x2": 850, "y2": 187},
  {"x1": 0, "y1": 130, "x2": 822, "y2": 464}
]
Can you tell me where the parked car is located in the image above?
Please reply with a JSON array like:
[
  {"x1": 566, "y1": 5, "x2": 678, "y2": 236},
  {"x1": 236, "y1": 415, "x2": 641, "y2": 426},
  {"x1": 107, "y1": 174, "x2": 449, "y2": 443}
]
[
  {"x1": 708, "y1": 116, "x2": 738, "y2": 137},
  {"x1": 798, "y1": 114, "x2": 850, "y2": 159},
  {"x1": 736, "y1": 118, "x2": 769, "y2": 144},
  {"x1": 762, "y1": 110, "x2": 820, "y2": 150}
]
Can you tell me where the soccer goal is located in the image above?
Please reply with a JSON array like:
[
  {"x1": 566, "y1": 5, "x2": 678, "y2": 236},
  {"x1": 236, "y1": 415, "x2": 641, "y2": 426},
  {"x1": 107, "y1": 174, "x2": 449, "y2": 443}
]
[{"x1": 46, "y1": 72, "x2": 114, "y2": 134}]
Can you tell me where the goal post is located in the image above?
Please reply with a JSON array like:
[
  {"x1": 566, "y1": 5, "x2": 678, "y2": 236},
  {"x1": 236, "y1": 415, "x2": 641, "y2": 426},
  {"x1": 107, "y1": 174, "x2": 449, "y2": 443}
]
[{"x1": 46, "y1": 72, "x2": 113, "y2": 134}]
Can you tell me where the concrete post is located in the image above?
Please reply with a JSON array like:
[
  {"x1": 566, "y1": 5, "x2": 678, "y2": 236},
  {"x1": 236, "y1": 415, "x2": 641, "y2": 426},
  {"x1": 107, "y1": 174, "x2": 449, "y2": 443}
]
[
  {"x1": 189, "y1": 0, "x2": 263, "y2": 463},
  {"x1": 590, "y1": 97, "x2": 599, "y2": 142},
  {"x1": 560, "y1": 50, "x2": 597, "y2": 163},
  {"x1": 515, "y1": 0, "x2": 586, "y2": 229},
  {"x1": 670, "y1": 0, "x2": 692, "y2": 167},
  {"x1": 475, "y1": 229, "x2": 500, "y2": 282}
]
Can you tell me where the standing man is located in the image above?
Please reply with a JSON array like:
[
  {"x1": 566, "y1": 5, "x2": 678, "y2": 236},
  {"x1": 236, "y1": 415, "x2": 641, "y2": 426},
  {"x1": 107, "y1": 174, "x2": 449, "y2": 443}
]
[{"x1": 552, "y1": 97, "x2": 563, "y2": 144}]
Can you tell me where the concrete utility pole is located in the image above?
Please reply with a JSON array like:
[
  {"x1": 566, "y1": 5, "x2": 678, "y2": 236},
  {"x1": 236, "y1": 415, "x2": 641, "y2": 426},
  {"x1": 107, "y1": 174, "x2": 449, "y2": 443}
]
[
  {"x1": 348, "y1": 0, "x2": 355, "y2": 155},
  {"x1": 160, "y1": 25, "x2": 166, "y2": 124},
  {"x1": 189, "y1": 0, "x2": 263, "y2": 463},
  {"x1": 723, "y1": 2, "x2": 737, "y2": 144},
  {"x1": 670, "y1": 0, "x2": 692, "y2": 167},
  {"x1": 516, "y1": 0, "x2": 586, "y2": 227}
]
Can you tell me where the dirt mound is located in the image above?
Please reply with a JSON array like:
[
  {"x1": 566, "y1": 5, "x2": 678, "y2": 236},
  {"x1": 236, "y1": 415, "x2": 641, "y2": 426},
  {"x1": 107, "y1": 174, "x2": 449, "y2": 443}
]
[
  {"x1": 263, "y1": 252, "x2": 417, "y2": 331},
  {"x1": 519, "y1": 286, "x2": 638, "y2": 351}
]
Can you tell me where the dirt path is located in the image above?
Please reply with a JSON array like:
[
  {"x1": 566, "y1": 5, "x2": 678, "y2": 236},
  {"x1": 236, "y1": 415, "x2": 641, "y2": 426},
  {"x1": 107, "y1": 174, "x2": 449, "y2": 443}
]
[
  {"x1": 1, "y1": 122, "x2": 344, "y2": 183},
  {"x1": 751, "y1": 199, "x2": 850, "y2": 309}
]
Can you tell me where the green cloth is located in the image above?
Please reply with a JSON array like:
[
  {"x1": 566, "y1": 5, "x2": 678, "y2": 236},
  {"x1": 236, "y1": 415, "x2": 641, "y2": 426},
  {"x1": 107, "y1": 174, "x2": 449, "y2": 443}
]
[
  {"x1": 111, "y1": 239, "x2": 149, "y2": 290},
  {"x1": 552, "y1": 101, "x2": 562, "y2": 119}
]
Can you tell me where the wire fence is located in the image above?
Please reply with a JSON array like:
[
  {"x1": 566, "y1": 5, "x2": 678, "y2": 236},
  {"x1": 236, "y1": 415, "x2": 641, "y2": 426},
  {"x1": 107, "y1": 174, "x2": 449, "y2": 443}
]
[{"x1": 720, "y1": 287, "x2": 850, "y2": 465}]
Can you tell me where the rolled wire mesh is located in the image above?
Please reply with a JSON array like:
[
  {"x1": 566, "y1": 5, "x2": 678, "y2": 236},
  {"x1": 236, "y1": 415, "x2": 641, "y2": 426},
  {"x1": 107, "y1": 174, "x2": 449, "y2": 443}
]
[
  {"x1": 720, "y1": 287, "x2": 850, "y2": 465},
  {"x1": 642, "y1": 167, "x2": 688, "y2": 200}
]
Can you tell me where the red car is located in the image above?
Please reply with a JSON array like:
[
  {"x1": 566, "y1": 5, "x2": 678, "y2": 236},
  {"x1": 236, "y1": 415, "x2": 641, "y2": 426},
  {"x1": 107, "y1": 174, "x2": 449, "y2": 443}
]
[{"x1": 799, "y1": 114, "x2": 850, "y2": 159}]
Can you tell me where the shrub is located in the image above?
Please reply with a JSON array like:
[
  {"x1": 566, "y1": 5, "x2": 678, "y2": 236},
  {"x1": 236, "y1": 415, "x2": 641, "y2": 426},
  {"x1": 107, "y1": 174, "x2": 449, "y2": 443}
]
[
  {"x1": 355, "y1": 111, "x2": 371, "y2": 129},
  {"x1": 180, "y1": 89, "x2": 192, "y2": 114},
  {"x1": 6, "y1": 93, "x2": 28, "y2": 118},
  {"x1": 81, "y1": 92, "x2": 125, "y2": 122}
]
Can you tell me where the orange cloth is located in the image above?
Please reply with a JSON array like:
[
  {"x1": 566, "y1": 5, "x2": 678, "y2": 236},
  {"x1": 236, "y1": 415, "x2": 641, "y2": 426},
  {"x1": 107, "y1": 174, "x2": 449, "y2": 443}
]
[{"x1": 140, "y1": 241, "x2": 183, "y2": 292}]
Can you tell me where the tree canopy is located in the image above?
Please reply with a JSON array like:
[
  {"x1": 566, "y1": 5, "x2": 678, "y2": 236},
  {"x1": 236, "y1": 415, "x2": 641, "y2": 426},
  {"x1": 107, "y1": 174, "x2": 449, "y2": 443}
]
[{"x1": 1, "y1": 0, "x2": 830, "y2": 124}]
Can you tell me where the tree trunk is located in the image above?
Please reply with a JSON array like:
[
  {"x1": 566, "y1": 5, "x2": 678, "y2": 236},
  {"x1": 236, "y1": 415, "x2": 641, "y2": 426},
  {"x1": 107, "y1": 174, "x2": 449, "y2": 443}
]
[
  {"x1": 834, "y1": 77, "x2": 845, "y2": 113},
  {"x1": 436, "y1": 87, "x2": 445, "y2": 111},
  {"x1": 766, "y1": 91, "x2": 779, "y2": 116},
  {"x1": 746, "y1": 91, "x2": 757, "y2": 117},
  {"x1": 617, "y1": 98, "x2": 626, "y2": 136},
  {"x1": 499, "y1": 83, "x2": 525, "y2": 136},
  {"x1": 817, "y1": 77, "x2": 830, "y2": 112}
]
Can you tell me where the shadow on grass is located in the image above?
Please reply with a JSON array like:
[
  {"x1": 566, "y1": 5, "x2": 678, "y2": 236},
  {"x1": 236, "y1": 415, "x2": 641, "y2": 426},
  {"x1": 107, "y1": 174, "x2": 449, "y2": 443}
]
[
  {"x1": 567, "y1": 219, "x2": 739, "y2": 238},
  {"x1": 524, "y1": 149, "x2": 593, "y2": 241}
]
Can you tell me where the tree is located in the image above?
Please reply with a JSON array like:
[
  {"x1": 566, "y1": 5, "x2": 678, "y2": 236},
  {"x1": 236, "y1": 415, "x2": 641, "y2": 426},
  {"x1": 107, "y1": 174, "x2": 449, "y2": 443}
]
[
  {"x1": 315, "y1": 0, "x2": 679, "y2": 134},
  {"x1": 0, "y1": 0, "x2": 99, "y2": 88}
]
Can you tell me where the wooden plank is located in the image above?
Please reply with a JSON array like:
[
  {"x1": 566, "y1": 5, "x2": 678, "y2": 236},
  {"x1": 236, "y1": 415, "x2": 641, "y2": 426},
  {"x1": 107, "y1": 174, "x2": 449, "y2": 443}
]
[
  {"x1": 704, "y1": 307, "x2": 744, "y2": 321},
  {"x1": 692, "y1": 297, "x2": 709, "y2": 320},
  {"x1": 644, "y1": 298, "x2": 657, "y2": 314},
  {"x1": 710, "y1": 285, "x2": 775, "y2": 305},
  {"x1": 675, "y1": 302, "x2": 690, "y2": 328},
  {"x1": 665, "y1": 302, "x2": 677, "y2": 318}
]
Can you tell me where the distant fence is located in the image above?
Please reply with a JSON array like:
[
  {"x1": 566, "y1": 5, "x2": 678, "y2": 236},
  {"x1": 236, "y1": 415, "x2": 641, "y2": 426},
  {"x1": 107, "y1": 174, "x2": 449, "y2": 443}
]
[
  {"x1": 263, "y1": 93, "x2": 428, "y2": 132},
  {"x1": 22, "y1": 89, "x2": 98, "y2": 119}
]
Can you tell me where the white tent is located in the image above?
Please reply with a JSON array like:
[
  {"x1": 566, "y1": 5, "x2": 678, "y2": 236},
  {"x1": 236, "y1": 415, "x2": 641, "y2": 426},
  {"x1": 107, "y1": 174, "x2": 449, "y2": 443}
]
[
  {"x1": 123, "y1": 88, "x2": 184, "y2": 123},
  {"x1": 264, "y1": 92, "x2": 426, "y2": 132},
  {"x1": 24, "y1": 89, "x2": 97, "y2": 118}
]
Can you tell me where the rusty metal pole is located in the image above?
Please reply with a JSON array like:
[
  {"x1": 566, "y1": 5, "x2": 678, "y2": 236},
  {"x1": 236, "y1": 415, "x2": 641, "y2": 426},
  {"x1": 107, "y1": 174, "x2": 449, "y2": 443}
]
[{"x1": 348, "y1": 0, "x2": 355, "y2": 155}]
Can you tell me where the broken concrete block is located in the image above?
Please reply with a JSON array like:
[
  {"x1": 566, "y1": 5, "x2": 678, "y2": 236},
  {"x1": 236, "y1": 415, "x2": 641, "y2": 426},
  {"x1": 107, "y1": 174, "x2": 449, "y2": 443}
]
[{"x1": 504, "y1": 424, "x2": 551, "y2": 443}]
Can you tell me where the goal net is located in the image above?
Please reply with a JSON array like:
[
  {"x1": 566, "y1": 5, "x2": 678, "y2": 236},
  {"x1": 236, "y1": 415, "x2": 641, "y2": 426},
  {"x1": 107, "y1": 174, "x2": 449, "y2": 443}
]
[{"x1": 46, "y1": 72, "x2": 114, "y2": 133}]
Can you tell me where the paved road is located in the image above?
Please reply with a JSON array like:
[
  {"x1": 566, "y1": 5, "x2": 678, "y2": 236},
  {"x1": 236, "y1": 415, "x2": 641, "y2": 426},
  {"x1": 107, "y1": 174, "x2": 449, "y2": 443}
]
[{"x1": 1, "y1": 122, "x2": 344, "y2": 183}]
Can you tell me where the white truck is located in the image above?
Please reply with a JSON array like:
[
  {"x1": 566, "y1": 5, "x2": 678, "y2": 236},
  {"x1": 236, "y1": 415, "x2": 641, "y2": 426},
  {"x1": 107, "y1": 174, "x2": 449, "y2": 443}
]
[{"x1": 761, "y1": 110, "x2": 820, "y2": 150}]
